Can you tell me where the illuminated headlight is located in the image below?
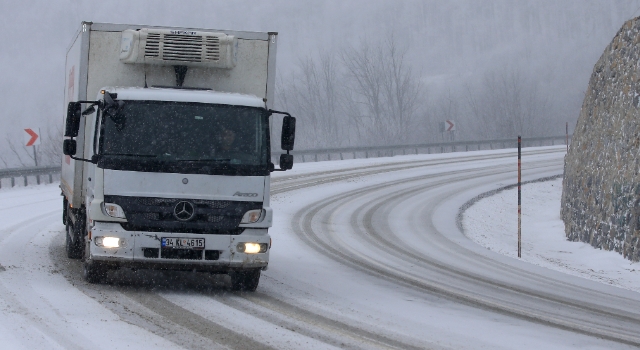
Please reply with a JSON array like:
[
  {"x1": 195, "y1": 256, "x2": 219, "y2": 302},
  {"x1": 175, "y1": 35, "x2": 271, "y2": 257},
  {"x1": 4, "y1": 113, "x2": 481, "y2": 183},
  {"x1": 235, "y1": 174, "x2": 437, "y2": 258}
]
[
  {"x1": 240, "y1": 209, "x2": 263, "y2": 224},
  {"x1": 236, "y1": 242, "x2": 268, "y2": 254},
  {"x1": 95, "y1": 236, "x2": 125, "y2": 248},
  {"x1": 102, "y1": 203, "x2": 126, "y2": 218}
]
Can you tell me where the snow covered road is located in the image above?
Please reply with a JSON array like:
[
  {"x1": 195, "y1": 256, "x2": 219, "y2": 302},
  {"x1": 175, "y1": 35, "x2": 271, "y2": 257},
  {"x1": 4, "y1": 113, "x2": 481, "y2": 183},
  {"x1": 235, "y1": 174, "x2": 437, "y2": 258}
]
[{"x1": 0, "y1": 146, "x2": 639, "y2": 349}]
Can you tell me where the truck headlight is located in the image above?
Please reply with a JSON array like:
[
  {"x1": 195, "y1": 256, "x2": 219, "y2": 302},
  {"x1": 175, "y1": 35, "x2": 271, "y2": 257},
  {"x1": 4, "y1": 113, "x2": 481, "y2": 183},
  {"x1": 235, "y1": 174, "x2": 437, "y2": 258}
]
[
  {"x1": 95, "y1": 236, "x2": 125, "y2": 248},
  {"x1": 103, "y1": 203, "x2": 126, "y2": 218},
  {"x1": 240, "y1": 209, "x2": 263, "y2": 224},
  {"x1": 236, "y1": 242, "x2": 268, "y2": 254}
]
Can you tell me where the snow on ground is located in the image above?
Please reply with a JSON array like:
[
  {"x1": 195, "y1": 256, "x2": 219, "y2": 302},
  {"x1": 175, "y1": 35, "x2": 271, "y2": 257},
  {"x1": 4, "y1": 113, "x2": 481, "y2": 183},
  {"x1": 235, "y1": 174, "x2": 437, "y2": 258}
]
[
  {"x1": 0, "y1": 184, "x2": 183, "y2": 350},
  {"x1": 0, "y1": 147, "x2": 637, "y2": 349},
  {"x1": 463, "y1": 178, "x2": 640, "y2": 293}
]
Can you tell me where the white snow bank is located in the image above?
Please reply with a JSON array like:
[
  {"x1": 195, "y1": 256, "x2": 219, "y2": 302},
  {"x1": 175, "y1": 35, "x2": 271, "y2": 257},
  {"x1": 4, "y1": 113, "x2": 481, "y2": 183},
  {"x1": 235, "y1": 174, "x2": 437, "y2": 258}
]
[{"x1": 463, "y1": 178, "x2": 640, "y2": 293}]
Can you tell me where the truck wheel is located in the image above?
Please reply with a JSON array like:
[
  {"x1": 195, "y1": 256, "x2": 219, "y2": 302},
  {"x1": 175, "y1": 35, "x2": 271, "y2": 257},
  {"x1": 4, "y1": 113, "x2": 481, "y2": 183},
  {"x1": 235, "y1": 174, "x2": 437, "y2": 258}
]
[
  {"x1": 83, "y1": 260, "x2": 107, "y2": 284},
  {"x1": 230, "y1": 269, "x2": 261, "y2": 292},
  {"x1": 65, "y1": 223, "x2": 83, "y2": 259}
]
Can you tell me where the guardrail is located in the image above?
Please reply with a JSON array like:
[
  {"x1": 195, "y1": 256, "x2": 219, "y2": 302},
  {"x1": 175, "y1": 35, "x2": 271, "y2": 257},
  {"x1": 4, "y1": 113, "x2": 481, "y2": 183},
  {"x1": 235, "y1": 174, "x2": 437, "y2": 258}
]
[
  {"x1": 0, "y1": 165, "x2": 61, "y2": 188},
  {"x1": 275, "y1": 135, "x2": 571, "y2": 163},
  {"x1": 1, "y1": 135, "x2": 570, "y2": 188}
]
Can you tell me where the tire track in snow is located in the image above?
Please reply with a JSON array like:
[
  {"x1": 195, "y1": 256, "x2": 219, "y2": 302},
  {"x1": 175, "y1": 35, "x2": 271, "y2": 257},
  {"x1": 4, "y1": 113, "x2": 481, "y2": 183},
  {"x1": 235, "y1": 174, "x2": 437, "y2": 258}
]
[
  {"x1": 50, "y1": 232, "x2": 269, "y2": 350},
  {"x1": 121, "y1": 289, "x2": 274, "y2": 350},
  {"x1": 218, "y1": 291, "x2": 427, "y2": 350},
  {"x1": 291, "y1": 154, "x2": 640, "y2": 346},
  {"x1": 0, "y1": 211, "x2": 90, "y2": 350}
]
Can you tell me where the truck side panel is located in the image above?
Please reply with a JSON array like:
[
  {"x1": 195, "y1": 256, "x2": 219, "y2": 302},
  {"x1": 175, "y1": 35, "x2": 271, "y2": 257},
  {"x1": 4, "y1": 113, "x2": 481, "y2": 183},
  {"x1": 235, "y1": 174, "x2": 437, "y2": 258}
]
[
  {"x1": 86, "y1": 31, "x2": 270, "y2": 103},
  {"x1": 266, "y1": 33, "x2": 277, "y2": 110},
  {"x1": 61, "y1": 26, "x2": 90, "y2": 208}
]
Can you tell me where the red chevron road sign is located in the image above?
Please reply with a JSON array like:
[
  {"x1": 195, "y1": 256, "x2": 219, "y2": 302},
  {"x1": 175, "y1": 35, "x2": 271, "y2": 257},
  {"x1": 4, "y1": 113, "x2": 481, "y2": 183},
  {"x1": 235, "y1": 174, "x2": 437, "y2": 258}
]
[
  {"x1": 24, "y1": 128, "x2": 40, "y2": 147},
  {"x1": 441, "y1": 120, "x2": 456, "y2": 132},
  {"x1": 446, "y1": 120, "x2": 455, "y2": 131}
]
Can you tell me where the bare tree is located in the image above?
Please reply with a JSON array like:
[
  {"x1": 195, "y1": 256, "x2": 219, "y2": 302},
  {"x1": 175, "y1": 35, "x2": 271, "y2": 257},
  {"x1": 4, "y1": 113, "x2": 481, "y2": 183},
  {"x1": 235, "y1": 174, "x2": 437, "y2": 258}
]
[
  {"x1": 465, "y1": 68, "x2": 554, "y2": 139},
  {"x1": 341, "y1": 34, "x2": 425, "y2": 145},
  {"x1": 276, "y1": 35, "x2": 426, "y2": 149},
  {"x1": 38, "y1": 124, "x2": 63, "y2": 166},
  {"x1": 5, "y1": 137, "x2": 34, "y2": 167},
  {"x1": 0, "y1": 123, "x2": 62, "y2": 168},
  {"x1": 277, "y1": 52, "x2": 349, "y2": 149}
]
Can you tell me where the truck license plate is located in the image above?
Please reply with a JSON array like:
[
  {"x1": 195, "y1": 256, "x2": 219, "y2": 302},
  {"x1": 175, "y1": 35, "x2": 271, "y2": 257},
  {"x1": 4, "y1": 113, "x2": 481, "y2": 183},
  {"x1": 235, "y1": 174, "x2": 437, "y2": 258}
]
[{"x1": 161, "y1": 237, "x2": 205, "y2": 250}]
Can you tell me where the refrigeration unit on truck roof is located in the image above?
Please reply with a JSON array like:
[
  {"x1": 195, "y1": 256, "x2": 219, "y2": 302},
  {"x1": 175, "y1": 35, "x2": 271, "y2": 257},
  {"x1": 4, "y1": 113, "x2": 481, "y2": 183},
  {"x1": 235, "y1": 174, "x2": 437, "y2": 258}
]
[{"x1": 119, "y1": 28, "x2": 237, "y2": 68}]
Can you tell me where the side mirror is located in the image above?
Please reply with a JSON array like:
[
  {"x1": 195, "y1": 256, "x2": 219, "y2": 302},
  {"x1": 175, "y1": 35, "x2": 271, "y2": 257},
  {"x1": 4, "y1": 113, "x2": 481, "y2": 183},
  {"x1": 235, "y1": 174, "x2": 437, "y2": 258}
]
[
  {"x1": 103, "y1": 92, "x2": 124, "y2": 118},
  {"x1": 65, "y1": 102, "x2": 82, "y2": 137},
  {"x1": 281, "y1": 116, "x2": 296, "y2": 151},
  {"x1": 279, "y1": 154, "x2": 293, "y2": 170},
  {"x1": 63, "y1": 139, "x2": 77, "y2": 156}
]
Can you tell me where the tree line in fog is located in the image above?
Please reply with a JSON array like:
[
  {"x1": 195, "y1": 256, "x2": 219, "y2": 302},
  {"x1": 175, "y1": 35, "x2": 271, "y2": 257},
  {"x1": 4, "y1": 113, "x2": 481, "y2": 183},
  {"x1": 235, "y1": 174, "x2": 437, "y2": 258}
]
[{"x1": 276, "y1": 33, "x2": 561, "y2": 150}]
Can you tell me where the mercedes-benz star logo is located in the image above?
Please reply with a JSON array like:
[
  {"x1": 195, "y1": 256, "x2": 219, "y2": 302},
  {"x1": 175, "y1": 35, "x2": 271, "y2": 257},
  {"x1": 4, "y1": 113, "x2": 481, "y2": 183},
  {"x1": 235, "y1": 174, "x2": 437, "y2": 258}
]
[{"x1": 173, "y1": 201, "x2": 196, "y2": 221}]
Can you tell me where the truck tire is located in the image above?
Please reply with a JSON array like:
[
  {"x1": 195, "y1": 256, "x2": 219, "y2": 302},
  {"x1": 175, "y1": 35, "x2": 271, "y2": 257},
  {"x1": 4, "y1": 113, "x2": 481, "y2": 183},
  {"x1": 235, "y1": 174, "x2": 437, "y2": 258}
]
[
  {"x1": 83, "y1": 260, "x2": 107, "y2": 284},
  {"x1": 65, "y1": 223, "x2": 83, "y2": 259},
  {"x1": 230, "y1": 269, "x2": 261, "y2": 292}
]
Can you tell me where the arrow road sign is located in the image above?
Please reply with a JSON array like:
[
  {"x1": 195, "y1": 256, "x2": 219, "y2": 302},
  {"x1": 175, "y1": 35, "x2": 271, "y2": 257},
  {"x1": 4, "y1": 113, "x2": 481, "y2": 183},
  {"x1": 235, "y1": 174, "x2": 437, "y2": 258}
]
[
  {"x1": 24, "y1": 128, "x2": 41, "y2": 147},
  {"x1": 446, "y1": 120, "x2": 456, "y2": 131}
]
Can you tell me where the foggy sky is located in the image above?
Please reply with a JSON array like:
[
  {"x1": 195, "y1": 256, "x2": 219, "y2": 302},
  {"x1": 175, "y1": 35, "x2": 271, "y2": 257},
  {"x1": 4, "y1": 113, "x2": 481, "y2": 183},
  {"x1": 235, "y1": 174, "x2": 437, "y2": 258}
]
[{"x1": 1, "y1": 0, "x2": 639, "y2": 161}]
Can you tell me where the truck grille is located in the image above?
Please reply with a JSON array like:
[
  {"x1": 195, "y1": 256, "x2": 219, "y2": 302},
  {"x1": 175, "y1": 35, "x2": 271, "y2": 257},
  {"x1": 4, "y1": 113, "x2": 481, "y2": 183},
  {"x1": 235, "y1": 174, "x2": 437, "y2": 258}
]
[{"x1": 105, "y1": 195, "x2": 261, "y2": 234}]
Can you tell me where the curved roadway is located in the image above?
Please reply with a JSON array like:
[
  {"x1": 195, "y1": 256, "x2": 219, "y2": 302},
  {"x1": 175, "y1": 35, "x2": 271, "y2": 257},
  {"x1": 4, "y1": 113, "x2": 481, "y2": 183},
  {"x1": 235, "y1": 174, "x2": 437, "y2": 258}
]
[{"x1": 0, "y1": 147, "x2": 638, "y2": 349}]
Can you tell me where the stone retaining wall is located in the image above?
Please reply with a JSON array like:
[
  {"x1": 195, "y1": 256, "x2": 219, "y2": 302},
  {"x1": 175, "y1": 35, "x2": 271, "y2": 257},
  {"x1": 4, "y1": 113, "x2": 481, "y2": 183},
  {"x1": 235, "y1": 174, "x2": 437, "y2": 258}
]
[{"x1": 561, "y1": 17, "x2": 640, "y2": 262}]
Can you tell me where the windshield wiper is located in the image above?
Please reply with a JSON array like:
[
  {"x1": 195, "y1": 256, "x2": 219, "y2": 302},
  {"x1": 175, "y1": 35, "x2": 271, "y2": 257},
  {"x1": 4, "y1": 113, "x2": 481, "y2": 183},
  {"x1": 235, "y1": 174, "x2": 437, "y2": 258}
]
[
  {"x1": 177, "y1": 158, "x2": 231, "y2": 162},
  {"x1": 105, "y1": 153, "x2": 157, "y2": 158}
]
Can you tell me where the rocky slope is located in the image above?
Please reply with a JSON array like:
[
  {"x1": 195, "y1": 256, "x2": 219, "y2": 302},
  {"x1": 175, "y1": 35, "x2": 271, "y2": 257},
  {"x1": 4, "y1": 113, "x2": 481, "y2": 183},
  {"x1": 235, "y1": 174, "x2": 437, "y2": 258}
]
[{"x1": 562, "y1": 17, "x2": 640, "y2": 262}]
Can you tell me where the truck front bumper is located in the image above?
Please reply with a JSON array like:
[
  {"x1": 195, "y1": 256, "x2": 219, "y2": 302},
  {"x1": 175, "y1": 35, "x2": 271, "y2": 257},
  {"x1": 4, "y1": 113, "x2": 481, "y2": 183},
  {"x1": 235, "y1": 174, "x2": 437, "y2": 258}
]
[{"x1": 88, "y1": 222, "x2": 270, "y2": 272}]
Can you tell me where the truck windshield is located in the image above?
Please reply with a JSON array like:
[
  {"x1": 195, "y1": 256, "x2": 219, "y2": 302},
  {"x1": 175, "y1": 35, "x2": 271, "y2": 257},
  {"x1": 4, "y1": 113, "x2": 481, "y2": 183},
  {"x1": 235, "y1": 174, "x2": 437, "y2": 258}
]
[{"x1": 98, "y1": 101, "x2": 270, "y2": 175}]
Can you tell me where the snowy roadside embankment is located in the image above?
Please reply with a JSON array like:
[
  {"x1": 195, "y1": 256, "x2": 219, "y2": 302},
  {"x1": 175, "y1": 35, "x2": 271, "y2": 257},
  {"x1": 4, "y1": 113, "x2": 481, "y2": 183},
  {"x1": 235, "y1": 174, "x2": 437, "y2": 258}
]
[{"x1": 463, "y1": 178, "x2": 640, "y2": 293}]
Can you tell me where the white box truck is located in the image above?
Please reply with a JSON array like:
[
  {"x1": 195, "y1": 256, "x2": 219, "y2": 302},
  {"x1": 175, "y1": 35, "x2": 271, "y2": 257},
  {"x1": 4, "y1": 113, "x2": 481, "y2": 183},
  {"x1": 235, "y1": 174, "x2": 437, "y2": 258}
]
[{"x1": 61, "y1": 22, "x2": 296, "y2": 291}]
